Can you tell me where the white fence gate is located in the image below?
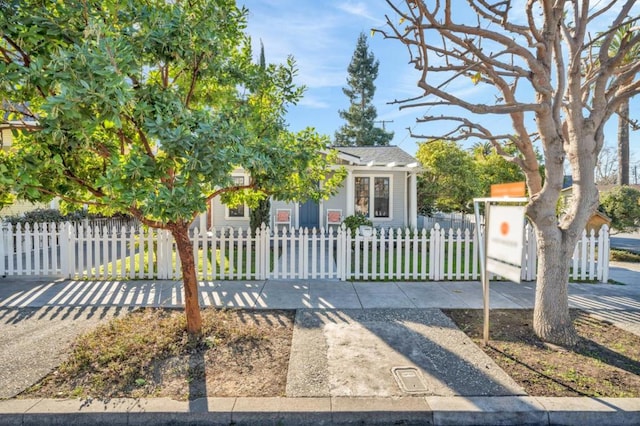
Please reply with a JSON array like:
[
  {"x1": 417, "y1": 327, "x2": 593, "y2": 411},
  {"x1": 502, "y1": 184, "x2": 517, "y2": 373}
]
[{"x1": 0, "y1": 222, "x2": 610, "y2": 282}]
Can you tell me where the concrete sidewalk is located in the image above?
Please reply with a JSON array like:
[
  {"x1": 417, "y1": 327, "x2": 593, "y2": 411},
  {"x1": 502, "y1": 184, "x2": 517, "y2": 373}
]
[{"x1": 1, "y1": 264, "x2": 639, "y2": 425}]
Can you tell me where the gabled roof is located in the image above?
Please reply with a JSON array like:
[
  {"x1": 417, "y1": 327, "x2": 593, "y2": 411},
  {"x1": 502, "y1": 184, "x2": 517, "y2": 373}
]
[{"x1": 334, "y1": 146, "x2": 419, "y2": 168}]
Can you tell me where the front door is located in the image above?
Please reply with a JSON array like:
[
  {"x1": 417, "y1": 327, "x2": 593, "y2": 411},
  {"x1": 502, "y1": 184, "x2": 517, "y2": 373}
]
[{"x1": 299, "y1": 199, "x2": 320, "y2": 229}]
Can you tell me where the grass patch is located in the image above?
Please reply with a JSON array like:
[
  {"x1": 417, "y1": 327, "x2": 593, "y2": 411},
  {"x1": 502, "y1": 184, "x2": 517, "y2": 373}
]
[
  {"x1": 95, "y1": 245, "x2": 271, "y2": 280},
  {"x1": 348, "y1": 241, "x2": 478, "y2": 280}
]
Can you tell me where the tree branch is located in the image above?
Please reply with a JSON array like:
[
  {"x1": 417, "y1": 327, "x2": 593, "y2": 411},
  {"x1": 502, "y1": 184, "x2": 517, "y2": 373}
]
[
  {"x1": 128, "y1": 206, "x2": 168, "y2": 229},
  {"x1": 124, "y1": 114, "x2": 156, "y2": 160},
  {"x1": 204, "y1": 182, "x2": 258, "y2": 204},
  {"x1": 62, "y1": 169, "x2": 106, "y2": 198},
  {"x1": 184, "y1": 53, "x2": 204, "y2": 108},
  {"x1": 1, "y1": 35, "x2": 47, "y2": 98},
  {"x1": 23, "y1": 185, "x2": 110, "y2": 209},
  {"x1": 1, "y1": 34, "x2": 31, "y2": 67}
]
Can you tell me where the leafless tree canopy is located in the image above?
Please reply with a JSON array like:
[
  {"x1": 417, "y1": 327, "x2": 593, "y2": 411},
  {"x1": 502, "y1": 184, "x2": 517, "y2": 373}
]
[
  {"x1": 596, "y1": 145, "x2": 619, "y2": 184},
  {"x1": 377, "y1": 0, "x2": 640, "y2": 345},
  {"x1": 375, "y1": 0, "x2": 639, "y2": 196}
]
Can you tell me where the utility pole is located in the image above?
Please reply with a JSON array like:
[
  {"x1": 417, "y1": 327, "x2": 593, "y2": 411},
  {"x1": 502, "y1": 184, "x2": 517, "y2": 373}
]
[{"x1": 375, "y1": 120, "x2": 393, "y2": 131}]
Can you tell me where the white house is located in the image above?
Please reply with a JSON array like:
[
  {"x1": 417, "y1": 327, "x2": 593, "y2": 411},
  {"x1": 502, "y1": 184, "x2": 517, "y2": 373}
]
[{"x1": 206, "y1": 146, "x2": 421, "y2": 230}]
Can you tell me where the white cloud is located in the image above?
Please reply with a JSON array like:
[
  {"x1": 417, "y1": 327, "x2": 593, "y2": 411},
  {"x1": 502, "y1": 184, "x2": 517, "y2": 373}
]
[
  {"x1": 298, "y1": 96, "x2": 331, "y2": 109},
  {"x1": 243, "y1": 1, "x2": 359, "y2": 90},
  {"x1": 336, "y1": 1, "x2": 385, "y2": 25}
]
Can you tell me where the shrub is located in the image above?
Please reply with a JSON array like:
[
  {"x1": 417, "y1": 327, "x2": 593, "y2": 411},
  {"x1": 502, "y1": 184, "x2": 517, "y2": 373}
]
[
  {"x1": 342, "y1": 213, "x2": 373, "y2": 237},
  {"x1": 600, "y1": 186, "x2": 640, "y2": 233},
  {"x1": 2, "y1": 209, "x2": 130, "y2": 225},
  {"x1": 3, "y1": 209, "x2": 73, "y2": 225}
]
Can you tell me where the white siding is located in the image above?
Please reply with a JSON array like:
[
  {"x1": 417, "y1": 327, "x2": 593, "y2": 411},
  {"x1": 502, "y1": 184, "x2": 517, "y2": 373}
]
[{"x1": 0, "y1": 200, "x2": 50, "y2": 218}]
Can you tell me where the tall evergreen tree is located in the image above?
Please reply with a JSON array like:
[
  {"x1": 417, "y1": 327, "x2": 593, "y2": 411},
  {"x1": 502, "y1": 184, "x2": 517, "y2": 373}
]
[
  {"x1": 335, "y1": 32, "x2": 393, "y2": 146},
  {"x1": 249, "y1": 40, "x2": 271, "y2": 235}
]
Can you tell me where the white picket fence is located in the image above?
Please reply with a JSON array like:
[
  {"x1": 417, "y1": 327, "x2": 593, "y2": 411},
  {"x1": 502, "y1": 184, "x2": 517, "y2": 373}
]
[{"x1": 0, "y1": 222, "x2": 610, "y2": 282}]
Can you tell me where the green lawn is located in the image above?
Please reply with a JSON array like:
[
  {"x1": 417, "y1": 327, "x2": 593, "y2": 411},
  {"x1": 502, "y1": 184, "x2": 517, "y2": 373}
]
[
  {"x1": 94, "y1": 244, "x2": 270, "y2": 280},
  {"x1": 347, "y1": 241, "x2": 480, "y2": 280}
]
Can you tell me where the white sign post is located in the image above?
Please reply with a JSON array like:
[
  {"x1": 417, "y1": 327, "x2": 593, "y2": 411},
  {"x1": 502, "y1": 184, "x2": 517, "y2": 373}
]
[{"x1": 474, "y1": 197, "x2": 527, "y2": 345}]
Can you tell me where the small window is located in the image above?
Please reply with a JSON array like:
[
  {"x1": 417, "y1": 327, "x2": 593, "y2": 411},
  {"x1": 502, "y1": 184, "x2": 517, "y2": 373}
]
[
  {"x1": 374, "y1": 177, "x2": 389, "y2": 218},
  {"x1": 354, "y1": 176, "x2": 391, "y2": 219},
  {"x1": 227, "y1": 176, "x2": 246, "y2": 218},
  {"x1": 355, "y1": 177, "x2": 370, "y2": 217}
]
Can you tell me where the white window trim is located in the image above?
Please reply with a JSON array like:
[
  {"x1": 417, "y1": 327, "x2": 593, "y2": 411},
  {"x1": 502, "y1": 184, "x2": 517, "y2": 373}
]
[
  {"x1": 224, "y1": 173, "x2": 250, "y2": 220},
  {"x1": 353, "y1": 173, "x2": 393, "y2": 222}
]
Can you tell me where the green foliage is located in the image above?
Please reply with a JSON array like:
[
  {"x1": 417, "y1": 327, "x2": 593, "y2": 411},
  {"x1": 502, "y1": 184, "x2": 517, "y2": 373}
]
[
  {"x1": 600, "y1": 186, "x2": 640, "y2": 233},
  {"x1": 0, "y1": 190, "x2": 14, "y2": 210},
  {"x1": 249, "y1": 198, "x2": 270, "y2": 234},
  {"x1": 1, "y1": 1, "x2": 346, "y2": 334},
  {"x1": 0, "y1": 153, "x2": 16, "y2": 208},
  {"x1": 472, "y1": 144, "x2": 525, "y2": 196},
  {"x1": 334, "y1": 32, "x2": 393, "y2": 147},
  {"x1": 342, "y1": 213, "x2": 373, "y2": 237},
  {"x1": 416, "y1": 140, "x2": 480, "y2": 214},
  {"x1": 1, "y1": 208, "x2": 128, "y2": 225},
  {"x1": 0, "y1": 0, "x2": 343, "y2": 228},
  {"x1": 610, "y1": 249, "x2": 640, "y2": 262}
]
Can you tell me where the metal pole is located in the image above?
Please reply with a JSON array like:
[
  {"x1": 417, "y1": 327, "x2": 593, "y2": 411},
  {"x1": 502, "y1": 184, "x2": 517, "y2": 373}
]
[
  {"x1": 473, "y1": 199, "x2": 490, "y2": 346},
  {"x1": 474, "y1": 196, "x2": 528, "y2": 346},
  {"x1": 482, "y1": 201, "x2": 491, "y2": 345}
]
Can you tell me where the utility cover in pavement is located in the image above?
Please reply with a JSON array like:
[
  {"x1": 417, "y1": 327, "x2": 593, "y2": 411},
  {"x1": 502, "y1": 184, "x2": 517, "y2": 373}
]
[{"x1": 392, "y1": 367, "x2": 428, "y2": 393}]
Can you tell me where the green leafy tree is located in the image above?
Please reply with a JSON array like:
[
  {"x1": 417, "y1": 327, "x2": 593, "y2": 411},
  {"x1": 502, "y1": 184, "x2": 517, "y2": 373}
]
[
  {"x1": 472, "y1": 144, "x2": 525, "y2": 196},
  {"x1": 0, "y1": 0, "x2": 344, "y2": 334},
  {"x1": 600, "y1": 186, "x2": 640, "y2": 233},
  {"x1": 0, "y1": 161, "x2": 14, "y2": 208},
  {"x1": 416, "y1": 140, "x2": 480, "y2": 214},
  {"x1": 248, "y1": 40, "x2": 271, "y2": 235},
  {"x1": 335, "y1": 32, "x2": 393, "y2": 147}
]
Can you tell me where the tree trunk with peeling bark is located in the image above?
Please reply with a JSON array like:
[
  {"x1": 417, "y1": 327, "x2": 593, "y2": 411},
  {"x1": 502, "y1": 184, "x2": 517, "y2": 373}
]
[{"x1": 170, "y1": 222, "x2": 203, "y2": 335}]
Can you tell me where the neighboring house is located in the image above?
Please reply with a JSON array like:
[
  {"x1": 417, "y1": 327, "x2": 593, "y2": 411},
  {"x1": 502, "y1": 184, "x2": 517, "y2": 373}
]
[
  {"x1": 205, "y1": 146, "x2": 421, "y2": 231},
  {"x1": 559, "y1": 183, "x2": 640, "y2": 235},
  {"x1": 0, "y1": 121, "x2": 54, "y2": 217},
  {"x1": 560, "y1": 183, "x2": 640, "y2": 210}
]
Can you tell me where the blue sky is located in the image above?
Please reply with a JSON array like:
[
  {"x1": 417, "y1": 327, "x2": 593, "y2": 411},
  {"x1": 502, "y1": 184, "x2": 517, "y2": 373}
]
[{"x1": 241, "y1": 1, "x2": 640, "y2": 179}]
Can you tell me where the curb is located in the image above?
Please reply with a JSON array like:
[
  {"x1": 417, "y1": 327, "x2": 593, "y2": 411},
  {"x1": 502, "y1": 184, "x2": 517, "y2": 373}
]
[{"x1": 1, "y1": 396, "x2": 639, "y2": 426}]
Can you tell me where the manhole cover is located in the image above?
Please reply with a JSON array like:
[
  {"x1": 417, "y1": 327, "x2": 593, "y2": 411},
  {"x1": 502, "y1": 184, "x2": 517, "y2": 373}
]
[{"x1": 392, "y1": 367, "x2": 428, "y2": 393}]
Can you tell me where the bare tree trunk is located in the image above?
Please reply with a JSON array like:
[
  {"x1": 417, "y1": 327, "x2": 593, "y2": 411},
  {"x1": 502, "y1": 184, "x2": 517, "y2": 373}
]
[
  {"x1": 617, "y1": 99, "x2": 630, "y2": 185},
  {"x1": 526, "y1": 125, "x2": 599, "y2": 347},
  {"x1": 171, "y1": 222, "x2": 203, "y2": 335},
  {"x1": 532, "y1": 228, "x2": 577, "y2": 346}
]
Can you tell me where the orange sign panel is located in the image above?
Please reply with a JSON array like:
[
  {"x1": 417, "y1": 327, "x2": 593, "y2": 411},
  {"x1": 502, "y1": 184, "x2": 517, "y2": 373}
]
[{"x1": 491, "y1": 181, "x2": 526, "y2": 197}]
